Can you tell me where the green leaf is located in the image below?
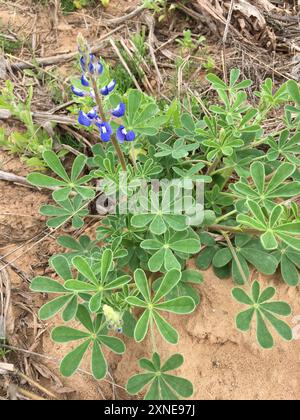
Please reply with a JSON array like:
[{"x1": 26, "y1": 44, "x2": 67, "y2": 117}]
[
  {"x1": 52, "y1": 326, "x2": 90, "y2": 343},
  {"x1": 60, "y1": 340, "x2": 91, "y2": 377},
  {"x1": 72, "y1": 256, "x2": 98, "y2": 286},
  {"x1": 145, "y1": 378, "x2": 160, "y2": 400},
  {"x1": 155, "y1": 297, "x2": 195, "y2": 314},
  {"x1": 126, "y1": 373, "x2": 154, "y2": 395},
  {"x1": 163, "y1": 374, "x2": 194, "y2": 398},
  {"x1": 27, "y1": 173, "x2": 66, "y2": 188},
  {"x1": 161, "y1": 354, "x2": 184, "y2": 372},
  {"x1": 154, "y1": 270, "x2": 181, "y2": 302},
  {"x1": 261, "y1": 231, "x2": 278, "y2": 250},
  {"x1": 250, "y1": 162, "x2": 265, "y2": 194},
  {"x1": 261, "y1": 310, "x2": 293, "y2": 342},
  {"x1": 153, "y1": 311, "x2": 179, "y2": 344},
  {"x1": 261, "y1": 302, "x2": 291, "y2": 316},
  {"x1": 256, "y1": 311, "x2": 273, "y2": 349},
  {"x1": 62, "y1": 296, "x2": 78, "y2": 322},
  {"x1": 39, "y1": 295, "x2": 71, "y2": 320},
  {"x1": 281, "y1": 254, "x2": 299, "y2": 286},
  {"x1": 91, "y1": 341, "x2": 107, "y2": 380},
  {"x1": 43, "y1": 151, "x2": 70, "y2": 181},
  {"x1": 148, "y1": 248, "x2": 165, "y2": 272},
  {"x1": 76, "y1": 304, "x2": 94, "y2": 332},
  {"x1": 98, "y1": 335, "x2": 125, "y2": 354},
  {"x1": 51, "y1": 255, "x2": 72, "y2": 281},
  {"x1": 170, "y1": 239, "x2": 201, "y2": 254},
  {"x1": 236, "y1": 308, "x2": 255, "y2": 331},
  {"x1": 89, "y1": 291, "x2": 103, "y2": 313},
  {"x1": 64, "y1": 280, "x2": 97, "y2": 292},
  {"x1": 134, "y1": 269, "x2": 151, "y2": 302},
  {"x1": 232, "y1": 288, "x2": 253, "y2": 305},
  {"x1": 30, "y1": 277, "x2": 66, "y2": 293},
  {"x1": 213, "y1": 248, "x2": 232, "y2": 268},
  {"x1": 134, "y1": 310, "x2": 151, "y2": 342},
  {"x1": 101, "y1": 249, "x2": 113, "y2": 283},
  {"x1": 105, "y1": 275, "x2": 131, "y2": 290},
  {"x1": 71, "y1": 155, "x2": 86, "y2": 182}
]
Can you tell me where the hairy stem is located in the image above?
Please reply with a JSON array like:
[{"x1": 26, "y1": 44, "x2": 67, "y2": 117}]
[{"x1": 208, "y1": 224, "x2": 262, "y2": 235}]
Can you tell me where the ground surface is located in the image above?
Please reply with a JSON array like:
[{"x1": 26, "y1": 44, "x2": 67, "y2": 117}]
[{"x1": 0, "y1": 0, "x2": 300, "y2": 401}]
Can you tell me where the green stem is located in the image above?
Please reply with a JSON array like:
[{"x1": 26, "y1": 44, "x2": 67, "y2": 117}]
[
  {"x1": 222, "y1": 231, "x2": 250, "y2": 286},
  {"x1": 208, "y1": 224, "x2": 261, "y2": 235},
  {"x1": 215, "y1": 210, "x2": 237, "y2": 224}
]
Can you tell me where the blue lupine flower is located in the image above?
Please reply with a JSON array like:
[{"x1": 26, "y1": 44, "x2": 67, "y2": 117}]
[
  {"x1": 117, "y1": 125, "x2": 136, "y2": 143},
  {"x1": 87, "y1": 108, "x2": 97, "y2": 119},
  {"x1": 81, "y1": 74, "x2": 90, "y2": 87},
  {"x1": 101, "y1": 80, "x2": 117, "y2": 96},
  {"x1": 71, "y1": 86, "x2": 86, "y2": 97},
  {"x1": 112, "y1": 102, "x2": 126, "y2": 118},
  {"x1": 78, "y1": 111, "x2": 92, "y2": 127},
  {"x1": 96, "y1": 121, "x2": 113, "y2": 142},
  {"x1": 88, "y1": 54, "x2": 104, "y2": 76},
  {"x1": 80, "y1": 56, "x2": 87, "y2": 72}
]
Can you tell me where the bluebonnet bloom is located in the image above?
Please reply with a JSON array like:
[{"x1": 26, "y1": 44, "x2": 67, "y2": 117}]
[
  {"x1": 81, "y1": 74, "x2": 90, "y2": 87},
  {"x1": 112, "y1": 102, "x2": 126, "y2": 118},
  {"x1": 117, "y1": 125, "x2": 136, "y2": 143},
  {"x1": 71, "y1": 86, "x2": 86, "y2": 97},
  {"x1": 78, "y1": 111, "x2": 92, "y2": 127},
  {"x1": 96, "y1": 121, "x2": 113, "y2": 142},
  {"x1": 73, "y1": 47, "x2": 136, "y2": 144},
  {"x1": 101, "y1": 80, "x2": 117, "y2": 96}
]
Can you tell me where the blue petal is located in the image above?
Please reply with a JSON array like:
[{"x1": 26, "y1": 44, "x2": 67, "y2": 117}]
[
  {"x1": 107, "y1": 80, "x2": 117, "y2": 92},
  {"x1": 100, "y1": 86, "x2": 109, "y2": 96},
  {"x1": 97, "y1": 62, "x2": 104, "y2": 75},
  {"x1": 81, "y1": 75, "x2": 90, "y2": 87},
  {"x1": 112, "y1": 102, "x2": 126, "y2": 118},
  {"x1": 78, "y1": 111, "x2": 92, "y2": 127},
  {"x1": 80, "y1": 56, "x2": 86, "y2": 72},
  {"x1": 71, "y1": 86, "x2": 85, "y2": 97},
  {"x1": 125, "y1": 130, "x2": 136, "y2": 142},
  {"x1": 98, "y1": 122, "x2": 113, "y2": 142},
  {"x1": 87, "y1": 108, "x2": 97, "y2": 119},
  {"x1": 101, "y1": 80, "x2": 117, "y2": 96},
  {"x1": 117, "y1": 126, "x2": 126, "y2": 143}
]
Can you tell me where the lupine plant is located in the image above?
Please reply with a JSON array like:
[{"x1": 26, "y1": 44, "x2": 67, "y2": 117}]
[{"x1": 27, "y1": 34, "x2": 300, "y2": 400}]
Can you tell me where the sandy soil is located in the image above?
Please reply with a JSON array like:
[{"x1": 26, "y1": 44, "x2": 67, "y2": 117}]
[
  {"x1": 0, "y1": 0, "x2": 299, "y2": 401},
  {"x1": 1, "y1": 151, "x2": 299, "y2": 400}
]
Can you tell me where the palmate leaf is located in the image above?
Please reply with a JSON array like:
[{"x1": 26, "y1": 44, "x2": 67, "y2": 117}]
[
  {"x1": 27, "y1": 151, "x2": 95, "y2": 201},
  {"x1": 126, "y1": 352, "x2": 193, "y2": 400},
  {"x1": 232, "y1": 281, "x2": 292, "y2": 349},
  {"x1": 40, "y1": 194, "x2": 89, "y2": 229},
  {"x1": 231, "y1": 162, "x2": 300, "y2": 211},
  {"x1": 237, "y1": 201, "x2": 300, "y2": 252},
  {"x1": 30, "y1": 255, "x2": 80, "y2": 322},
  {"x1": 272, "y1": 244, "x2": 300, "y2": 286},
  {"x1": 52, "y1": 305, "x2": 125, "y2": 379},
  {"x1": 127, "y1": 269, "x2": 195, "y2": 344},
  {"x1": 64, "y1": 253, "x2": 131, "y2": 313},
  {"x1": 153, "y1": 270, "x2": 203, "y2": 305},
  {"x1": 141, "y1": 229, "x2": 201, "y2": 273}
]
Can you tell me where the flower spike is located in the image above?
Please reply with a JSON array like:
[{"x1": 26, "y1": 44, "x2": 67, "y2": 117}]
[
  {"x1": 117, "y1": 125, "x2": 136, "y2": 143},
  {"x1": 101, "y1": 80, "x2": 117, "y2": 96},
  {"x1": 112, "y1": 103, "x2": 126, "y2": 118}
]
